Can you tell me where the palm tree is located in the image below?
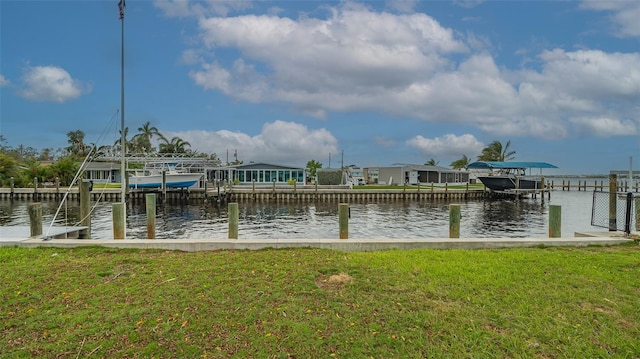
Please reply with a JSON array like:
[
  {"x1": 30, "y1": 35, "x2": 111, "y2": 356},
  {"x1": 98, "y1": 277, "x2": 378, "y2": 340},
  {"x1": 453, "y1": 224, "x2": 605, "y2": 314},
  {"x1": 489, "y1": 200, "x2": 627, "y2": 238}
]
[
  {"x1": 477, "y1": 140, "x2": 516, "y2": 162},
  {"x1": 133, "y1": 121, "x2": 160, "y2": 154},
  {"x1": 158, "y1": 136, "x2": 191, "y2": 154},
  {"x1": 65, "y1": 130, "x2": 87, "y2": 158},
  {"x1": 425, "y1": 158, "x2": 439, "y2": 166},
  {"x1": 113, "y1": 127, "x2": 129, "y2": 152},
  {"x1": 450, "y1": 155, "x2": 470, "y2": 170}
]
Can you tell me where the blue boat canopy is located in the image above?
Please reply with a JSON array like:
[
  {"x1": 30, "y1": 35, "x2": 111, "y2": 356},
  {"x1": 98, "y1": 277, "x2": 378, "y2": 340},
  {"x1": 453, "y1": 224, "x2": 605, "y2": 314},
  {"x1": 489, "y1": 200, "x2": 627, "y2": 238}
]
[{"x1": 468, "y1": 161, "x2": 558, "y2": 170}]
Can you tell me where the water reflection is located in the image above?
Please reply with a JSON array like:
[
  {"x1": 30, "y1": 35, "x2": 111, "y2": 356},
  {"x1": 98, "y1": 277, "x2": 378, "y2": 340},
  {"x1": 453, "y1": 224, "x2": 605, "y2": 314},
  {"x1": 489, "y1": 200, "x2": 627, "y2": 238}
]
[{"x1": 0, "y1": 191, "x2": 600, "y2": 239}]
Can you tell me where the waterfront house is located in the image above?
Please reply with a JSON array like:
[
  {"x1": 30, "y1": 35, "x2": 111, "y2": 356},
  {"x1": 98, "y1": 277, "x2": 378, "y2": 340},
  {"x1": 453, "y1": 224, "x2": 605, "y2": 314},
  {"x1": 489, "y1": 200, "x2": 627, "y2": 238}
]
[
  {"x1": 377, "y1": 164, "x2": 469, "y2": 185},
  {"x1": 225, "y1": 163, "x2": 307, "y2": 185}
]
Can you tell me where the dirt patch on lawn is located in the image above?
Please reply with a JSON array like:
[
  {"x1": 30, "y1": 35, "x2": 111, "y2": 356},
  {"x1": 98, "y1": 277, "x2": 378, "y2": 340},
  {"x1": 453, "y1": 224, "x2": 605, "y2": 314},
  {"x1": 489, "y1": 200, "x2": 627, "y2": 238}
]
[{"x1": 316, "y1": 272, "x2": 354, "y2": 290}]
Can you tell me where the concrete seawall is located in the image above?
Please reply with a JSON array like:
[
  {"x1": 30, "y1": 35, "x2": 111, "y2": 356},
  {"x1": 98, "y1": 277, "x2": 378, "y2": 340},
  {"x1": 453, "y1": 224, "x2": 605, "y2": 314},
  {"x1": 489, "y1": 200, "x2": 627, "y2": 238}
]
[{"x1": 0, "y1": 232, "x2": 632, "y2": 252}]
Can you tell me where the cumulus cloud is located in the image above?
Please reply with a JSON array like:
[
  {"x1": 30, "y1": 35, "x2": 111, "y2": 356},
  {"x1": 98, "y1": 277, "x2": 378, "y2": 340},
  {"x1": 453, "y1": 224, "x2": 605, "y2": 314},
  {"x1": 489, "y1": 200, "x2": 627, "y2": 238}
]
[
  {"x1": 169, "y1": 2, "x2": 640, "y2": 140},
  {"x1": 188, "y1": 4, "x2": 467, "y2": 110},
  {"x1": 19, "y1": 65, "x2": 89, "y2": 103},
  {"x1": 570, "y1": 116, "x2": 637, "y2": 137},
  {"x1": 154, "y1": 0, "x2": 253, "y2": 18},
  {"x1": 0, "y1": 74, "x2": 9, "y2": 87},
  {"x1": 162, "y1": 120, "x2": 338, "y2": 165},
  {"x1": 580, "y1": 1, "x2": 640, "y2": 37},
  {"x1": 406, "y1": 134, "x2": 485, "y2": 159}
]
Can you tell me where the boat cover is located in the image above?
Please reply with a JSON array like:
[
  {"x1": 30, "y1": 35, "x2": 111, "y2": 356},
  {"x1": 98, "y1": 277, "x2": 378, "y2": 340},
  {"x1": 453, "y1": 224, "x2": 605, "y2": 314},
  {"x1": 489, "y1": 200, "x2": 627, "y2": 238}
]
[{"x1": 468, "y1": 161, "x2": 558, "y2": 169}]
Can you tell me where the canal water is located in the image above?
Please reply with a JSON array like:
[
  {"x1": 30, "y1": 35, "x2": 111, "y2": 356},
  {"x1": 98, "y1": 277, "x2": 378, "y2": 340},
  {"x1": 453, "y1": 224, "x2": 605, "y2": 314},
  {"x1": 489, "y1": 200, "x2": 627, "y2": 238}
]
[{"x1": 0, "y1": 190, "x2": 607, "y2": 239}]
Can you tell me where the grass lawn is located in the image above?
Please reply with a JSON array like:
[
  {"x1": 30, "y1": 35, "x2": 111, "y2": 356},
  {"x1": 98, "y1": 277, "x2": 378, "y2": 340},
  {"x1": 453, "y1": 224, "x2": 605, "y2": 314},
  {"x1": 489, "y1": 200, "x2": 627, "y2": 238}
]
[{"x1": 2, "y1": 244, "x2": 639, "y2": 358}]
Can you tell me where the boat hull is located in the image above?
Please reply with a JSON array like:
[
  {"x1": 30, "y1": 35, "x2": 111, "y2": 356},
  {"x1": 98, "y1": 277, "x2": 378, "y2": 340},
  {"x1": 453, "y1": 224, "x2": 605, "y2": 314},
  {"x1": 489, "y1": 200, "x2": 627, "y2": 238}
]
[
  {"x1": 477, "y1": 176, "x2": 542, "y2": 191},
  {"x1": 129, "y1": 173, "x2": 203, "y2": 189}
]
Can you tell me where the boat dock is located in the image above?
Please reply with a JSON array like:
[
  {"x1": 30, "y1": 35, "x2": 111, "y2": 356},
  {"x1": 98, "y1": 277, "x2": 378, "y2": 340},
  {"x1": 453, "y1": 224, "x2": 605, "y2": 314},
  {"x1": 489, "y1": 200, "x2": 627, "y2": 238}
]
[{"x1": 0, "y1": 225, "x2": 89, "y2": 240}]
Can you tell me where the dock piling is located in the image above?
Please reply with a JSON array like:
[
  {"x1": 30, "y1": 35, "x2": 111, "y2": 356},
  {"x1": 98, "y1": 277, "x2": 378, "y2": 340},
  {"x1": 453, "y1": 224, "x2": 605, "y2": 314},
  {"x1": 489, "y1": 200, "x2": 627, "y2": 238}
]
[
  {"x1": 28, "y1": 202, "x2": 42, "y2": 238},
  {"x1": 146, "y1": 193, "x2": 156, "y2": 239},
  {"x1": 228, "y1": 202, "x2": 239, "y2": 239},
  {"x1": 549, "y1": 205, "x2": 561, "y2": 238},
  {"x1": 79, "y1": 180, "x2": 91, "y2": 239},
  {"x1": 112, "y1": 203, "x2": 125, "y2": 239},
  {"x1": 449, "y1": 204, "x2": 460, "y2": 238},
  {"x1": 339, "y1": 203, "x2": 349, "y2": 239}
]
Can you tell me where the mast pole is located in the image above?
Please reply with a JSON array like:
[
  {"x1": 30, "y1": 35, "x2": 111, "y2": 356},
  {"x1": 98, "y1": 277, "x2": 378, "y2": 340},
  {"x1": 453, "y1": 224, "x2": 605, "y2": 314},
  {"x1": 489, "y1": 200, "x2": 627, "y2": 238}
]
[{"x1": 120, "y1": 2, "x2": 126, "y2": 238}]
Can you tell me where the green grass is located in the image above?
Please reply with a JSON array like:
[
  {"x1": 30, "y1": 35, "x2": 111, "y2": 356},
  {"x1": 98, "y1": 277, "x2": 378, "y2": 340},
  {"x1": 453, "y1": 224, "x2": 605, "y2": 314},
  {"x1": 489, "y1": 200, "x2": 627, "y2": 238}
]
[
  {"x1": 2, "y1": 245, "x2": 639, "y2": 358},
  {"x1": 92, "y1": 183, "x2": 121, "y2": 189}
]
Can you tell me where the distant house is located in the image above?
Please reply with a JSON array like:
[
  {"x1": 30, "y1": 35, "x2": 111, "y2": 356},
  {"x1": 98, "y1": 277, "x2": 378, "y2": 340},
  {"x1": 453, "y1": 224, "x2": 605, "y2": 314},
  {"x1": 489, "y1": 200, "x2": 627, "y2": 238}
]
[
  {"x1": 377, "y1": 165, "x2": 469, "y2": 185},
  {"x1": 225, "y1": 163, "x2": 307, "y2": 185},
  {"x1": 84, "y1": 161, "x2": 121, "y2": 184}
]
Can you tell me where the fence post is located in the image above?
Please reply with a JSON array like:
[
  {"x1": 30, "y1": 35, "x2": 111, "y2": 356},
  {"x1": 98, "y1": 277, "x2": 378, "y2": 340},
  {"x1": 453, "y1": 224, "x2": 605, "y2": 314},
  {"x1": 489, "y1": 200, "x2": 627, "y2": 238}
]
[
  {"x1": 79, "y1": 180, "x2": 91, "y2": 239},
  {"x1": 10, "y1": 177, "x2": 14, "y2": 200},
  {"x1": 339, "y1": 203, "x2": 349, "y2": 239},
  {"x1": 228, "y1": 202, "x2": 239, "y2": 239},
  {"x1": 112, "y1": 203, "x2": 125, "y2": 239},
  {"x1": 146, "y1": 193, "x2": 156, "y2": 239},
  {"x1": 609, "y1": 174, "x2": 617, "y2": 231},
  {"x1": 28, "y1": 203, "x2": 42, "y2": 238},
  {"x1": 449, "y1": 204, "x2": 460, "y2": 238},
  {"x1": 549, "y1": 205, "x2": 561, "y2": 238}
]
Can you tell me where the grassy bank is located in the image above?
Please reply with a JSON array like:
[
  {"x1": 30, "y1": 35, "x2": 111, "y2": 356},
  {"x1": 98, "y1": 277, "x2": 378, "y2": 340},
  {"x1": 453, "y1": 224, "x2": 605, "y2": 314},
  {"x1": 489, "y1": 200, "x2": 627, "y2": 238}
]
[{"x1": 2, "y1": 245, "x2": 639, "y2": 358}]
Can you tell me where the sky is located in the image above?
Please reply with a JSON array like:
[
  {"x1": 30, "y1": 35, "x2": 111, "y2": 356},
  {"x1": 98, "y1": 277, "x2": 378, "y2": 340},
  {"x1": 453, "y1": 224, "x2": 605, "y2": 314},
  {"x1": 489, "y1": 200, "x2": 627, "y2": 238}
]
[{"x1": 1, "y1": 0, "x2": 640, "y2": 175}]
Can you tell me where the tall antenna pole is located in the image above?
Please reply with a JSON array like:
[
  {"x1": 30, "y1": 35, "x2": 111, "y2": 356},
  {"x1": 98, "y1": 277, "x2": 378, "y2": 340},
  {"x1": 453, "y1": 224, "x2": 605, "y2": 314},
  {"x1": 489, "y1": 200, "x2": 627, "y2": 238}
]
[{"x1": 119, "y1": 0, "x2": 126, "y2": 238}]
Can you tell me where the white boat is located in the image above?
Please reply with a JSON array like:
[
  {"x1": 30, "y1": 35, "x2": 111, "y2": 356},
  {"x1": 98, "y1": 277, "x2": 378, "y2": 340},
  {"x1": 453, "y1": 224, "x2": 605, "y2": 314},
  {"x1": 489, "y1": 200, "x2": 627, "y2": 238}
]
[{"x1": 128, "y1": 162, "x2": 203, "y2": 189}]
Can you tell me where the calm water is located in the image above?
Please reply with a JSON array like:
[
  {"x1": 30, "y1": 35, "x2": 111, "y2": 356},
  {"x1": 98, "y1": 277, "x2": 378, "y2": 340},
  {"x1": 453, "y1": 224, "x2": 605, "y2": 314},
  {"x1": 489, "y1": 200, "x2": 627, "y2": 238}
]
[{"x1": 0, "y1": 190, "x2": 605, "y2": 239}]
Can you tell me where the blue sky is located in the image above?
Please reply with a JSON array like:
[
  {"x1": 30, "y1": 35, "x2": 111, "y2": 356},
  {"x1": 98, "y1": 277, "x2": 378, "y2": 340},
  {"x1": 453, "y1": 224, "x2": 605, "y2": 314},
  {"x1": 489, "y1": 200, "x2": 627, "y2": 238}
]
[{"x1": 2, "y1": 0, "x2": 640, "y2": 175}]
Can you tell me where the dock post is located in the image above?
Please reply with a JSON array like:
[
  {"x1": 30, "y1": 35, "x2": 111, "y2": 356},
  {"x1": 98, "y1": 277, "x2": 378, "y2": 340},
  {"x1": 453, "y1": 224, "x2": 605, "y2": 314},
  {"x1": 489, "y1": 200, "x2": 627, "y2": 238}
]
[
  {"x1": 635, "y1": 197, "x2": 640, "y2": 232},
  {"x1": 162, "y1": 170, "x2": 167, "y2": 201},
  {"x1": 338, "y1": 203, "x2": 349, "y2": 239},
  {"x1": 79, "y1": 180, "x2": 91, "y2": 239},
  {"x1": 228, "y1": 202, "x2": 239, "y2": 239},
  {"x1": 609, "y1": 174, "x2": 617, "y2": 231},
  {"x1": 33, "y1": 177, "x2": 38, "y2": 201},
  {"x1": 28, "y1": 203, "x2": 42, "y2": 238},
  {"x1": 146, "y1": 193, "x2": 156, "y2": 239},
  {"x1": 112, "y1": 203, "x2": 125, "y2": 239},
  {"x1": 449, "y1": 204, "x2": 460, "y2": 238},
  {"x1": 10, "y1": 177, "x2": 14, "y2": 201},
  {"x1": 549, "y1": 205, "x2": 561, "y2": 238},
  {"x1": 55, "y1": 177, "x2": 60, "y2": 200}
]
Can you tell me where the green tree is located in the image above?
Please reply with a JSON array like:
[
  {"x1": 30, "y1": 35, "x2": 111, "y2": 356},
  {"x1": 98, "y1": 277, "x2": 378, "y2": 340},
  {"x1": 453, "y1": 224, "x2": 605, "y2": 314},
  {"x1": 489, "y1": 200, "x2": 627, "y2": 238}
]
[
  {"x1": 133, "y1": 121, "x2": 161, "y2": 154},
  {"x1": 425, "y1": 158, "x2": 439, "y2": 166},
  {"x1": 158, "y1": 136, "x2": 191, "y2": 154},
  {"x1": 450, "y1": 155, "x2": 470, "y2": 170},
  {"x1": 306, "y1": 159, "x2": 323, "y2": 179},
  {"x1": 48, "y1": 156, "x2": 79, "y2": 186},
  {"x1": 113, "y1": 127, "x2": 129, "y2": 155},
  {"x1": 66, "y1": 130, "x2": 87, "y2": 158},
  {"x1": 0, "y1": 153, "x2": 18, "y2": 186},
  {"x1": 477, "y1": 140, "x2": 516, "y2": 162}
]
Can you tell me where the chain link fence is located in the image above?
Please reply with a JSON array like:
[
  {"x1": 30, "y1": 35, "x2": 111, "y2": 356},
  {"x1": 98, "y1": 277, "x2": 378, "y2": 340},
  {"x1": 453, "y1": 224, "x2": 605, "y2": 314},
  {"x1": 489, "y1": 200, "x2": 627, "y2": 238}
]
[{"x1": 591, "y1": 191, "x2": 637, "y2": 233}]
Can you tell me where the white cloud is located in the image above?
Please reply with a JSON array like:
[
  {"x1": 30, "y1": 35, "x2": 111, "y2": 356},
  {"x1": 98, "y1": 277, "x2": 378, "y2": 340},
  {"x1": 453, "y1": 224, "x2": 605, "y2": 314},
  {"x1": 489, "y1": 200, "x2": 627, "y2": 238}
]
[
  {"x1": 19, "y1": 65, "x2": 89, "y2": 103},
  {"x1": 581, "y1": 1, "x2": 640, "y2": 37},
  {"x1": 386, "y1": 0, "x2": 418, "y2": 14},
  {"x1": 162, "y1": 120, "x2": 338, "y2": 165},
  {"x1": 188, "y1": 4, "x2": 467, "y2": 112},
  {"x1": 406, "y1": 134, "x2": 484, "y2": 159},
  {"x1": 154, "y1": 0, "x2": 253, "y2": 18},
  {"x1": 570, "y1": 116, "x2": 637, "y2": 137},
  {"x1": 375, "y1": 136, "x2": 396, "y2": 147},
  {"x1": 0, "y1": 74, "x2": 9, "y2": 87},
  {"x1": 176, "y1": 3, "x2": 640, "y2": 140}
]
